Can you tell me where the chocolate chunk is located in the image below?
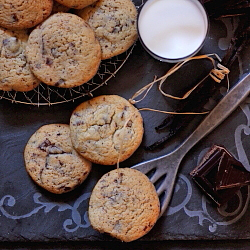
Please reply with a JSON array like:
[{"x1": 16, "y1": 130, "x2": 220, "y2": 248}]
[
  {"x1": 216, "y1": 153, "x2": 250, "y2": 189},
  {"x1": 3, "y1": 39, "x2": 9, "y2": 46},
  {"x1": 46, "y1": 57, "x2": 53, "y2": 65},
  {"x1": 2, "y1": 37, "x2": 21, "y2": 54},
  {"x1": 75, "y1": 120, "x2": 85, "y2": 126},
  {"x1": 55, "y1": 79, "x2": 65, "y2": 86},
  {"x1": 190, "y1": 145, "x2": 249, "y2": 207},
  {"x1": 126, "y1": 120, "x2": 132, "y2": 127},
  {"x1": 47, "y1": 145, "x2": 64, "y2": 154},
  {"x1": 59, "y1": 186, "x2": 71, "y2": 192},
  {"x1": 73, "y1": 112, "x2": 81, "y2": 117},
  {"x1": 12, "y1": 13, "x2": 19, "y2": 22},
  {"x1": 51, "y1": 48, "x2": 60, "y2": 58},
  {"x1": 38, "y1": 138, "x2": 54, "y2": 151},
  {"x1": 35, "y1": 63, "x2": 41, "y2": 69},
  {"x1": 69, "y1": 42, "x2": 75, "y2": 47},
  {"x1": 41, "y1": 37, "x2": 46, "y2": 55}
]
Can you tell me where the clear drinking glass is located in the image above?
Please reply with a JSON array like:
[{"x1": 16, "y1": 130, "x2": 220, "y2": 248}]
[{"x1": 137, "y1": 0, "x2": 209, "y2": 63}]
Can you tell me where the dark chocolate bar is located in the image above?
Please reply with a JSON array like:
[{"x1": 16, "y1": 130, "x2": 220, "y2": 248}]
[{"x1": 190, "y1": 145, "x2": 250, "y2": 207}]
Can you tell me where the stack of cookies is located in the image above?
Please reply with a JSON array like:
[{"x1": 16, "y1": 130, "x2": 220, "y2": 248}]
[{"x1": 0, "y1": 0, "x2": 138, "y2": 91}]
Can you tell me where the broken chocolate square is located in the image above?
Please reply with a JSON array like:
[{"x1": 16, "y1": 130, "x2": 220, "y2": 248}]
[{"x1": 190, "y1": 145, "x2": 250, "y2": 207}]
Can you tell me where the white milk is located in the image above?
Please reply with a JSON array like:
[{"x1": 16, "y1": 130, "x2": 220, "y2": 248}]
[{"x1": 138, "y1": 0, "x2": 208, "y2": 61}]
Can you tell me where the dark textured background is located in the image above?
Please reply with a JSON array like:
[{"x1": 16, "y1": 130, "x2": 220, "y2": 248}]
[{"x1": 0, "y1": 1, "x2": 249, "y2": 248}]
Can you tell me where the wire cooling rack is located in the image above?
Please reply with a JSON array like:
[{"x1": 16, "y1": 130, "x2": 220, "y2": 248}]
[
  {"x1": 0, "y1": 0, "x2": 144, "y2": 106},
  {"x1": 0, "y1": 44, "x2": 135, "y2": 106}
]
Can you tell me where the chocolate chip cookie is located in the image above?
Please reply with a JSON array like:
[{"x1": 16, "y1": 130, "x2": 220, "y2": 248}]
[
  {"x1": 26, "y1": 13, "x2": 101, "y2": 88},
  {"x1": 70, "y1": 95, "x2": 144, "y2": 165},
  {"x1": 24, "y1": 124, "x2": 92, "y2": 194},
  {"x1": 88, "y1": 168, "x2": 160, "y2": 242},
  {"x1": 54, "y1": 0, "x2": 97, "y2": 9},
  {"x1": 0, "y1": 28, "x2": 40, "y2": 92},
  {"x1": 0, "y1": 0, "x2": 53, "y2": 30},
  {"x1": 76, "y1": 0, "x2": 138, "y2": 59}
]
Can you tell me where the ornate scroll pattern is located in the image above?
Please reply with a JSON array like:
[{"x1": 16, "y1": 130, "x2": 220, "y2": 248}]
[{"x1": 0, "y1": 192, "x2": 91, "y2": 233}]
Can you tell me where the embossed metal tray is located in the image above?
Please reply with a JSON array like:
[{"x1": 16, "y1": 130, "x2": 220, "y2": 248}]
[{"x1": 0, "y1": 0, "x2": 249, "y2": 242}]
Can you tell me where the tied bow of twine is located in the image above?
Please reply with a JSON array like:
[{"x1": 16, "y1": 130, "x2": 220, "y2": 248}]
[{"x1": 128, "y1": 54, "x2": 230, "y2": 115}]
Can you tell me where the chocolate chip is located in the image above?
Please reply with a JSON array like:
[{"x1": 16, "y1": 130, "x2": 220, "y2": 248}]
[
  {"x1": 69, "y1": 42, "x2": 75, "y2": 47},
  {"x1": 48, "y1": 145, "x2": 64, "y2": 154},
  {"x1": 51, "y1": 48, "x2": 60, "y2": 58},
  {"x1": 41, "y1": 37, "x2": 46, "y2": 55},
  {"x1": 38, "y1": 138, "x2": 53, "y2": 151},
  {"x1": 126, "y1": 120, "x2": 132, "y2": 127},
  {"x1": 55, "y1": 79, "x2": 65, "y2": 87},
  {"x1": 12, "y1": 14, "x2": 19, "y2": 22},
  {"x1": 112, "y1": 25, "x2": 121, "y2": 33},
  {"x1": 46, "y1": 57, "x2": 53, "y2": 66},
  {"x1": 64, "y1": 186, "x2": 71, "y2": 191},
  {"x1": 75, "y1": 121, "x2": 85, "y2": 126},
  {"x1": 2, "y1": 37, "x2": 20, "y2": 54},
  {"x1": 0, "y1": 78, "x2": 8, "y2": 83},
  {"x1": 73, "y1": 112, "x2": 81, "y2": 117},
  {"x1": 3, "y1": 39, "x2": 9, "y2": 46},
  {"x1": 59, "y1": 186, "x2": 71, "y2": 191}
]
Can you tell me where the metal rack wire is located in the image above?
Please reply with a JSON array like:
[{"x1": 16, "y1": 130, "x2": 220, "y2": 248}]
[{"x1": 0, "y1": 44, "x2": 135, "y2": 106}]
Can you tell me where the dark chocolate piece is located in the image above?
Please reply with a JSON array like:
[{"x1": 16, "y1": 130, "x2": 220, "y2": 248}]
[
  {"x1": 216, "y1": 152, "x2": 250, "y2": 189},
  {"x1": 190, "y1": 145, "x2": 249, "y2": 207}
]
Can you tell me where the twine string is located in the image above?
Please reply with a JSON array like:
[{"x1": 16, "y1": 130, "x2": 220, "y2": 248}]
[{"x1": 129, "y1": 54, "x2": 230, "y2": 115}]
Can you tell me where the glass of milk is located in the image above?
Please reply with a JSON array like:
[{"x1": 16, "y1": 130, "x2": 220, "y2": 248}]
[{"x1": 137, "y1": 0, "x2": 209, "y2": 63}]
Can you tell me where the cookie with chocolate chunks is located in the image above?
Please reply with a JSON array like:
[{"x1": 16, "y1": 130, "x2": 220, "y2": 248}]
[
  {"x1": 88, "y1": 168, "x2": 160, "y2": 242},
  {"x1": 70, "y1": 95, "x2": 144, "y2": 165},
  {"x1": 0, "y1": 0, "x2": 53, "y2": 30},
  {"x1": 0, "y1": 28, "x2": 40, "y2": 91},
  {"x1": 54, "y1": 0, "x2": 97, "y2": 9},
  {"x1": 76, "y1": 0, "x2": 138, "y2": 59},
  {"x1": 26, "y1": 13, "x2": 101, "y2": 88},
  {"x1": 24, "y1": 124, "x2": 92, "y2": 194}
]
